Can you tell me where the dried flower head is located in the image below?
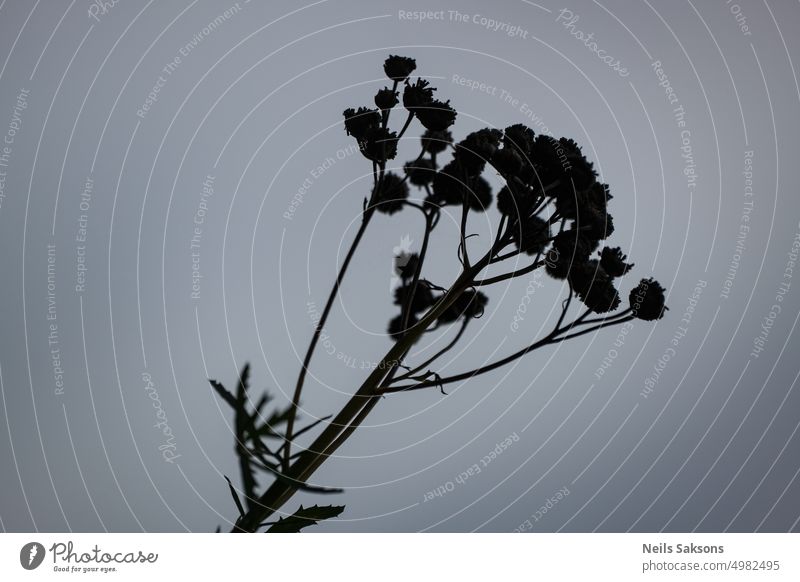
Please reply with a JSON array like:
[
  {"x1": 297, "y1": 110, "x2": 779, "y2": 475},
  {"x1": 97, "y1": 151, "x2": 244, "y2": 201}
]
[
  {"x1": 343, "y1": 107, "x2": 380, "y2": 140},
  {"x1": 437, "y1": 290, "x2": 488, "y2": 323},
  {"x1": 404, "y1": 158, "x2": 435, "y2": 187},
  {"x1": 492, "y1": 147, "x2": 524, "y2": 176},
  {"x1": 512, "y1": 216, "x2": 550, "y2": 255},
  {"x1": 599, "y1": 247, "x2": 634, "y2": 277},
  {"x1": 373, "y1": 171, "x2": 408, "y2": 214},
  {"x1": 374, "y1": 87, "x2": 399, "y2": 110},
  {"x1": 384, "y1": 55, "x2": 417, "y2": 81},
  {"x1": 466, "y1": 176, "x2": 493, "y2": 212},
  {"x1": 430, "y1": 161, "x2": 468, "y2": 207},
  {"x1": 503, "y1": 123, "x2": 536, "y2": 157},
  {"x1": 360, "y1": 126, "x2": 398, "y2": 162},
  {"x1": 579, "y1": 207, "x2": 615, "y2": 240},
  {"x1": 429, "y1": 162, "x2": 492, "y2": 210},
  {"x1": 403, "y1": 78, "x2": 436, "y2": 111},
  {"x1": 421, "y1": 129, "x2": 452, "y2": 154},
  {"x1": 456, "y1": 128, "x2": 503, "y2": 175},
  {"x1": 496, "y1": 179, "x2": 535, "y2": 220},
  {"x1": 546, "y1": 229, "x2": 598, "y2": 279},
  {"x1": 629, "y1": 278, "x2": 668, "y2": 320},
  {"x1": 415, "y1": 99, "x2": 457, "y2": 131},
  {"x1": 530, "y1": 134, "x2": 597, "y2": 190},
  {"x1": 579, "y1": 279, "x2": 621, "y2": 313},
  {"x1": 393, "y1": 283, "x2": 434, "y2": 314}
]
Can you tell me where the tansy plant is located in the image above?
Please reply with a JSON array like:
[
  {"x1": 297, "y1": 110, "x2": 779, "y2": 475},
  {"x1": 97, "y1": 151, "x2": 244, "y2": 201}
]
[{"x1": 210, "y1": 55, "x2": 668, "y2": 532}]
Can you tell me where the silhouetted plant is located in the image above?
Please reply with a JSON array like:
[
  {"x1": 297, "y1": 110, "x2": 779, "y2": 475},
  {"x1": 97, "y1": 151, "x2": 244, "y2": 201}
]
[{"x1": 210, "y1": 55, "x2": 668, "y2": 532}]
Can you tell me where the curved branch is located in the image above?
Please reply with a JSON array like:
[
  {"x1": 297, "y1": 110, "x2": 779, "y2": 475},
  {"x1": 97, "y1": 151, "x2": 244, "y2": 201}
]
[
  {"x1": 282, "y1": 209, "x2": 375, "y2": 468},
  {"x1": 378, "y1": 311, "x2": 634, "y2": 394},
  {"x1": 476, "y1": 257, "x2": 544, "y2": 286},
  {"x1": 401, "y1": 210, "x2": 434, "y2": 332},
  {"x1": 395, "y1": 317, "x2": 470, "y2": 381}
]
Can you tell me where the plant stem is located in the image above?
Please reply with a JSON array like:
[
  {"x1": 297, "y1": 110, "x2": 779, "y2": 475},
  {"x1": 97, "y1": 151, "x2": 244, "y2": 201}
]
[
  {"x1": 395, "y1": 317, "x2": 470, "y2": 380},
  {"x1": 459, "y1": 177, "x2": 471, "y2": 268},
  {"x1": 396, "y1": 111, "x2": 415, "y2": 140},
  {"x1": 400, "y1": 209, "x2": 434, "y2": 332},
  {"x1": 282, "y1": 206, "x2": 376, "y2": 469},
  {"x1": 234, "y1": 253, "x2": 492, "y2": 531},
  {"x1": 235, "y1": 200, "x2": 567, "y2": 529},
  {"x1": 380, "y1": 312, "x2": 633, "y2": 394},
  {"x1": 476, "y1": 258, "x2": 544, "y2": 286}
]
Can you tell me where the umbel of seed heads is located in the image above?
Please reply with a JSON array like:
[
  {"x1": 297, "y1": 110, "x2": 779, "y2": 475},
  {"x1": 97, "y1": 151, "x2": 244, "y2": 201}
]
[{"x1": 342, "y1": 55, "x2": 667, "y2": 338}]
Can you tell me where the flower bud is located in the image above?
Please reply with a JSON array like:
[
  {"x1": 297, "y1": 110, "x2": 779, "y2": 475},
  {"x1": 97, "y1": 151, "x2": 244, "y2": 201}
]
[
  {"x1": 374, "y1": 87, "x2": 399, "y2": 110},
  {"x1": 629, "y1": 278, "x2": 668, "y2": 320},
  {"x1": 384, "y1": 55, "x2": 416, "y2": 81},
  {"x1": 421, "y1": 129, "x2": 452, "y2": 154},
  {"x1": 415, "y1": 99, "x2": 457, "y2": 131},
  {"x1": 343, "y1": 107, "x2": 380, "y2": 140}
]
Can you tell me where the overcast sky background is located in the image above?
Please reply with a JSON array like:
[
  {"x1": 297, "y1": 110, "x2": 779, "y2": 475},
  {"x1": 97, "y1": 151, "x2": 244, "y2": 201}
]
[{"x1": 1, "y1": 0, "x2": 799, "y2": 532}]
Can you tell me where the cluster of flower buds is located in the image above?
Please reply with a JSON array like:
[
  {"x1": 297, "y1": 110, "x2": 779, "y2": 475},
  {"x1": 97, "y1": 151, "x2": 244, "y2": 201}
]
[
  {"x1": 425, "y1": 120, "x2": 666, "y2": 319},
  {"x1": 343, "y1": 55, "x2": 457, "y2": 168},
  {"x1": 343, "y1": 55, "x2": 667, "y2": 339},
  {"x1": 388, "y1": 250, "x2": 489, "y2": 338}
]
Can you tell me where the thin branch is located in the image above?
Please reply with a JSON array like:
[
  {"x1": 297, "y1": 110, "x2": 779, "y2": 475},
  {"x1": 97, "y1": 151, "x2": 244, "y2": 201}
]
[
  {"x1": 574, "y1": 307, "x2": 633, "y2": 327},
  {"x1": 274, "y1": 415, "x2": 332, "y2": 458},
  {"x1": 380, "y1": 333, "x2": 555, "y2": 394},
  {"x1": 283, "y1": 206, "x2": 376, "y2": 469},
  {"x1": 493, "y1": 213, "x2": 508, "y2": 249},
  {"x1": 491, "y1": 248, "x2": 521, "y2": 263},
  {"x1": 400, "y1": 200, "x2": 428, "y2": 215},
  {"x1": 475, "y1": 257, "x2": 544, "y2": 286},
  {"x1": 254, "y1": 460, "x2": 343, "y2": 495},
  {"x1": 396, "y1": 110, "x2": 415, "y2": 140},
  {"x1": 380, "y1": 80, "x2": 399, "y2": 127},
  {"x1": 554, "y1": 282, "x2": 574, "y2": 331},
  {"x1": 553, "y1": 315, "x2": 636, "y2": 342},
  {"x1": 401, "y1": 210, "x2": 434, "y2": 332},
  {"x1": 394, "y1": 317, "x2": 470, "y2": 381},
  {"x1": 379, "y1": 309, "x2": 633, "y2": 394},
  {"x1": 458, "y1": 177, "x2": 471, "y2": 268}
]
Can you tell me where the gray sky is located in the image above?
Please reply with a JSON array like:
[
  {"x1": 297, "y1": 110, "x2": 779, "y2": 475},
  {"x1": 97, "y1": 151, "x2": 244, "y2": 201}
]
[{"x1": 1, "y1": 0, "x2": 799, "y2": 532}]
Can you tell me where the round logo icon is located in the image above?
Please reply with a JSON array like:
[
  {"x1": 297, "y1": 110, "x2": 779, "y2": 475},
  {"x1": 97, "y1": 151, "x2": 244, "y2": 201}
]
[{"x1": 20, "y1": 542, "x2": 46, "y2": 570}]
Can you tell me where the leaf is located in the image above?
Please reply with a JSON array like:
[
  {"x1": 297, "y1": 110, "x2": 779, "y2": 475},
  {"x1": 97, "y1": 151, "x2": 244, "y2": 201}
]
[
  {"x1": 252, "y1": 393, "x2": 271, "y2": 417},
  {"x1": 255, "y1": 405, "x2": 294, "y2": 438},
  {"x1": 266, "y1": 504, "x2": 345, "y2": 533},
  {"x1": 236, "y1": 363, "x2": 251, "y2": 404},
  {"x1": 209, "y1": 379, "x2": 236, "y2": 409},
  {"x1": 224, "y1": 475, "x2": 245, "y2": 518}
]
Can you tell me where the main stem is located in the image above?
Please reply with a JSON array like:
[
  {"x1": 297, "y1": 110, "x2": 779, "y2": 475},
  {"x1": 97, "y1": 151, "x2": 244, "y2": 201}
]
[
  {"x1": 282, "y1": 207, "x2": 375, "y2": 468},
  {"x1": 233, "y1": 245, "x2": 500, "y2": 531}
]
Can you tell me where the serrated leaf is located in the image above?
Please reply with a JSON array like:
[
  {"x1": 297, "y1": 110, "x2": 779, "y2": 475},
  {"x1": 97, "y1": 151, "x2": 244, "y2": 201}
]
[
  {"x1": 236, "y1": 364, "x2": 251, "y2": 403},
  {"x1": 256, "y1": 405, "x2": 294, "y2": 438},
  {"x1": 224, "y1": 475, "x2": 245, "y2": 518},
  {"x1": 266, "y1": 504, "x2": 345, "y2": 533},
  {"x1": 209, "y1": 379, "x2": 236, "y2": 409}
]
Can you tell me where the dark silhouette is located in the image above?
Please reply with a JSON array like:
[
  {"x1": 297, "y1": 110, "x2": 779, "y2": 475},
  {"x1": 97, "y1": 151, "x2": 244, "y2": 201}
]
[{"x1": 210, "y1": 55, "x2": 668, "y2": 532}]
